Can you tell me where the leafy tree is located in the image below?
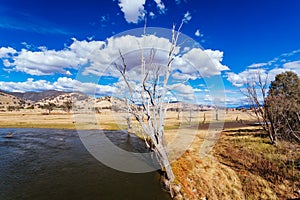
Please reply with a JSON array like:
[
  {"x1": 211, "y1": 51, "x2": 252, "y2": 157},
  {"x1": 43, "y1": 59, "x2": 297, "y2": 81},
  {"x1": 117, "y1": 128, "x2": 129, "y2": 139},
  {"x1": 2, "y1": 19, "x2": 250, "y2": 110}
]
[
  {"x1": 268, "y1": 71, "x2": 300, "y2": 99},
  {"x1": 266, "y1": 71, "x2": 300, "y2": 142},
  {"x1": 7, "y1": 105, "x2": 15, "y2": 112},
  {"x1": 243, "y1": 71, "x2": 300, "y2": 144},
  {"x1": 43, "y1": 102, "x2": 56, "y2": 114},
  {"x1": 26, "y1": 105, "x2": 34, "y2": 109},
  {"x1": 63, "y1": 100, "x2": 72, "y2": 113}
]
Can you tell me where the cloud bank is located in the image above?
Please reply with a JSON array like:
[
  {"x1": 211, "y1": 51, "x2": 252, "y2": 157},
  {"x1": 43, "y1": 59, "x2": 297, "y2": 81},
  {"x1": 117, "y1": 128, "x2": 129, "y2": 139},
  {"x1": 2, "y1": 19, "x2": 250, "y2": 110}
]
[
  {"x1": 1, "y1": 33, "x2": 228, "y2": 79},
  {"x1": 0, "y1": 33, "x2": 228, "y2": 105},
  {"x1": 0, "y1": 77, "x2": 115, "y2": 96},
  {"x1": 227, "y1": 49, "x2": 300, "y2": 87}
]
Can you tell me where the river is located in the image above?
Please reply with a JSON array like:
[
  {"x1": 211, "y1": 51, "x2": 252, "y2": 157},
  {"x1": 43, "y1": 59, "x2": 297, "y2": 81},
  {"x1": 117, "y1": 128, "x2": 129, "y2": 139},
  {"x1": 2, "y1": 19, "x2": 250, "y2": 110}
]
[{"x1": 0, "y1": 128, "x2": 171, "y2": 200}]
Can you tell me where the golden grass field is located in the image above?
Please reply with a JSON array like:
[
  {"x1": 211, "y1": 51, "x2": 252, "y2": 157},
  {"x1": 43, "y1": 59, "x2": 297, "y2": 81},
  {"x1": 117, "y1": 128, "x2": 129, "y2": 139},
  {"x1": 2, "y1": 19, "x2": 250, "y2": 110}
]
[
  {"x1": 0, "y1": 108, "x2": 251, "y2": 129},
  {"x1": 0, "y1": 109, "x2": 299, "y2": 199}
]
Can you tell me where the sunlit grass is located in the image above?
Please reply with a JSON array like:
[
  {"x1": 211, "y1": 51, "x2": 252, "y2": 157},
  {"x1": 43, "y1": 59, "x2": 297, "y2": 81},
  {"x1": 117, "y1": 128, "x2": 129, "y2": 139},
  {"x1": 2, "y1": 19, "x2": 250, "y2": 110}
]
[
  {"x1": 0, "y1": 122, "x2": 76, "y2": 129},
  {"x1": 213, "y1": 128, "x2": 300, "y2": 199}
]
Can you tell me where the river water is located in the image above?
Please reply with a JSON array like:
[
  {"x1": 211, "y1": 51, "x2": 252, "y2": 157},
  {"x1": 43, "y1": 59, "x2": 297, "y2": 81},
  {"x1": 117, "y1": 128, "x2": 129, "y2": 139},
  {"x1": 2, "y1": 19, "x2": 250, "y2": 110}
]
[{"x1": 0, "y1": 128, "x2": 171, "y2": 200}]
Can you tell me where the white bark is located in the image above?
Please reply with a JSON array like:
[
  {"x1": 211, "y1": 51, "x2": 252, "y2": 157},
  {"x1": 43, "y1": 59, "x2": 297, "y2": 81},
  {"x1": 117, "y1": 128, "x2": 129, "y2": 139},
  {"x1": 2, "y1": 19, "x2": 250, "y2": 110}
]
[{"x1": 112, "y1": 24, "x2": 183, "y2": 184}]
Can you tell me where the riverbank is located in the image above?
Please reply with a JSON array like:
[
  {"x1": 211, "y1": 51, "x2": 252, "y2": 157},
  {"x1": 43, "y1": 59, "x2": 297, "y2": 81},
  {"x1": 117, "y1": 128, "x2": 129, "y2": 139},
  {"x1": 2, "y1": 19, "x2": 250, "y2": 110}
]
[{"x1": 171, "y1": 126, "x2": 300, "y2": 199}]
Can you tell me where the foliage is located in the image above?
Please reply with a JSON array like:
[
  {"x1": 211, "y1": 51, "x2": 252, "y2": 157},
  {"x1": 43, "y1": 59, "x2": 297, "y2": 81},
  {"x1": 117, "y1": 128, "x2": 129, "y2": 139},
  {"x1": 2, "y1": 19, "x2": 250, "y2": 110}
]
[
  {"x1": 266, "y1": 71, "x2": 300, "y2": 142},
  {"x1": 7, "y1": 105, "x2": 16, "y2": 111},
  {"x1": 268, "y1": 71, "x2": 300, "y2": 99},
  {"x1": 244, "y1": 71, "x2": 300, "y2": 144},
  {"x1": 63, "y1": 100, "x2": 72, "y2": 113},
  {"x1": 43, "y1": 102, "x2": 56, "y2": 114}
]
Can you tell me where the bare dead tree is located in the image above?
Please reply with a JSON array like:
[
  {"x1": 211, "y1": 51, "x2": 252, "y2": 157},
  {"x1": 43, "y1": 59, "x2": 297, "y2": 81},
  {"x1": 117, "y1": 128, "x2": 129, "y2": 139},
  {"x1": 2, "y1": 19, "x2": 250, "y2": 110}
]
[
  {"x1": 215, "y1": 106, "x2": 219, "y2": 121},
  {"x1": 202, "y1": 112, "x2": 206, "y2": 124},
  {"x1": 182, "y1": 103, "x2": 194, "y2": 127},
  {"x1": 177, "y1": 106, "x2": 182, "y2": 120},
  {"x1": 242, "y1": 72, "x2": 278, "y2": 145},
  {"x1": 111, "y1": 98, "x2": 133, "y2": 131},
  {"x1": 125, "y1": 113, "x2": 132, "y2": 130},
  {"x1": 112, "y1": 24, "x2": 184, "y2": 195}
]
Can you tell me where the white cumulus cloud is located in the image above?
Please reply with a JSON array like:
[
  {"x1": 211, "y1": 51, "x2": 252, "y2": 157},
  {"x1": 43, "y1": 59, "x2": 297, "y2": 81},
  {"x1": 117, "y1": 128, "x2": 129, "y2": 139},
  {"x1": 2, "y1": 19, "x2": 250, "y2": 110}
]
[
  {"x1": 175, "y1": 48, "x2": 229, "y2": 78},
  {"x1": 82, "y1": 35, "x2": 228, "y2": 80},
  {"x1": 0, "y1": 78, "x2": 54, "y2": 92},
  {"x1": 168, "y1": 83, "x2": 195, "y2": 101},
  {"x1": 226, "y1": 68, "x2": 267, "y2": 87},
  {"x1": 149, "y1": 12, "x2": 155, "y2": 18},
  {"x1": 82, "y1": 34, "x2": 178, "y2": 77},
  {"x1": 54, "y1": 77, "x2": 116, "y2": 95},
  {"x1": 283, "y1": 60, "x2": 300, "y2": 75},
  {"x1": 0, "y1": 77, "x2": 116, "y2": 95},
  {"x1": 0, "y1": 47, "x2": 17, "y2": 58},
  {"x1": 227, "y1": 59, "x2": 300, "y2": 88},
  {"x1": 118, "y1": 0, "x2": 146, "y2": 23},
  {"x1": 9, "y1": 49, "x2": 81, "y2": 75},
  {"x1": 2, "y1": 39, "x2": 105, "y2": 76}
]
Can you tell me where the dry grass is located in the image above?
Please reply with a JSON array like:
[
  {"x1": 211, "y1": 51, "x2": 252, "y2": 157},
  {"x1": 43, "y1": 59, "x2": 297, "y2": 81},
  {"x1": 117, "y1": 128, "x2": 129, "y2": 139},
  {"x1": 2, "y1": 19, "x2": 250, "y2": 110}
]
[
  {"x1": 0, "y1": 110, "x2": 129, "y2": 130},
  {"x1": 212, "y1": 128, "x2": 300, "y2": 199},
  {"x1": 0, "y1": 111, "x2": 76, "y2": 129},
  {"x1": 172, "y1": 152, "x2": 245, "y2": 199},
  {"x1": 169, "y1": 126, "x2": 300, "y2": 199},
  {"x1": 164, "y1": 110, "x2": 299, "y2": 199}
]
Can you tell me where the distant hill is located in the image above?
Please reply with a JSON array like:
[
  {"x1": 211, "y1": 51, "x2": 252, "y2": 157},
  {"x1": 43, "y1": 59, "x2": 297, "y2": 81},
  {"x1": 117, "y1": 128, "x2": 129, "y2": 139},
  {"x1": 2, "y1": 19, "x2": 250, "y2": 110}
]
[
  {"x1": 1, "y1": 90, "x2": 70, "y2": 102},
  {"x1": 0, "y1": 89, "x2": 221, "y2": 111},
  {"x1": 35, "y1": 92, "x2": 91, "y2": 106},
  {"x1": 0, "y1": 90, "x2": 30, "y2": 110}
]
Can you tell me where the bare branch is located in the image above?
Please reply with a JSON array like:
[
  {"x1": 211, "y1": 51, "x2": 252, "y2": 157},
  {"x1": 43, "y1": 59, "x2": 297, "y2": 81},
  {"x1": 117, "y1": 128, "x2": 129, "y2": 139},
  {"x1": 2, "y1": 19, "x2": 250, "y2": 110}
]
[{"x1": 112, "y1": 24, "x2": 184, "y2": 185}]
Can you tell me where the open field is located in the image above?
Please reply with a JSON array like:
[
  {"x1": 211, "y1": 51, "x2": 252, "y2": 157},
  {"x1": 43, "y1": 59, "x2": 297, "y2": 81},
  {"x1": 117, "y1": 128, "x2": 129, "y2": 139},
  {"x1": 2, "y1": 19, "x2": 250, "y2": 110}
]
[
  {"x1": 1, "y1": 109, "x2": 299, "y2": 199},
  {"x1": 0, "y1": 109, "x2": 253, "y2": 130}
]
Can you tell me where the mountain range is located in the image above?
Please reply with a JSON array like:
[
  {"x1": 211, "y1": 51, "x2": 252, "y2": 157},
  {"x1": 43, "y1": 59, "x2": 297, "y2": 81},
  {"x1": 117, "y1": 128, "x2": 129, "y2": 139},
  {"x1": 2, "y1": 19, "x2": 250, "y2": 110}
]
[
  {"x1": 0, "y1": 89, "x2": 219, "y2": 111},
  {"x1": 1, "y1": 90, "x2": 70, "y2": 102}
]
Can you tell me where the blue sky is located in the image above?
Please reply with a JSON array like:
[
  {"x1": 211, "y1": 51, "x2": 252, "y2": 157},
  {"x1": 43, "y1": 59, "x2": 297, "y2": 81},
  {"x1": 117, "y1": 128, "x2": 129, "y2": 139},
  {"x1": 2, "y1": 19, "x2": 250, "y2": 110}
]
[{"x1": 0, "y1": 0, "x2": 300, "y2": 106}]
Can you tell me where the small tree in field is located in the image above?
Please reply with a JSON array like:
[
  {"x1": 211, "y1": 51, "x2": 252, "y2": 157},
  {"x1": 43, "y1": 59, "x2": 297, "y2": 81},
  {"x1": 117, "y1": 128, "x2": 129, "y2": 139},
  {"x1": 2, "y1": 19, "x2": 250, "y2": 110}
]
[
  {"x1": 63, "y1": 100, "x2": 72, "y2": 113},
  {"x1": 43, "y1": 102, "x2": 56, "y2": 114}
]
